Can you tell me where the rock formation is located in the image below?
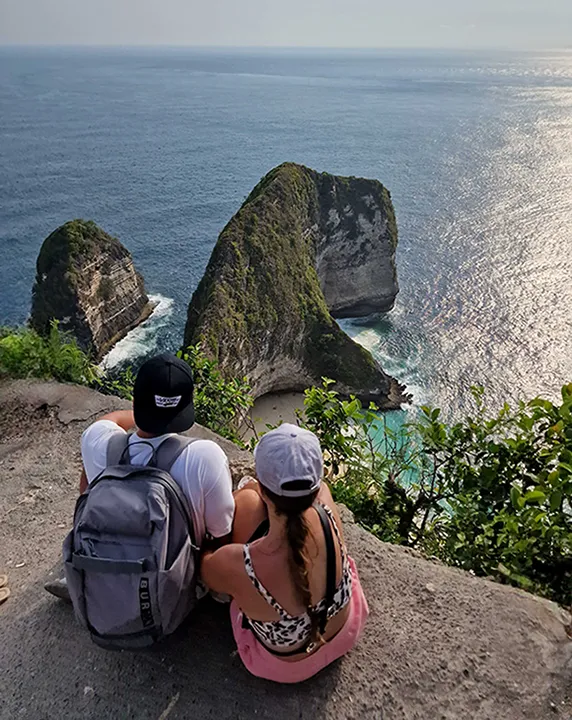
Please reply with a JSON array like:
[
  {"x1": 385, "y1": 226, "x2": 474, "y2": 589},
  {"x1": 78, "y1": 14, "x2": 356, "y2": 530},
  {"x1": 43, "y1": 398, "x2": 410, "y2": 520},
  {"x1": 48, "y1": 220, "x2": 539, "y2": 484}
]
[
  {"x1": 30, "y1": 220, "x2": 153, "y2": 361},
  {"x1": 315, "y1": 171, "x2": 399, "y2": 318},
  {"x1": 1, "y1": 379, "x2": 571, "y2": 720},
  {"x1": 184, "y1": 163, "x2": 405, "y2": 407}
]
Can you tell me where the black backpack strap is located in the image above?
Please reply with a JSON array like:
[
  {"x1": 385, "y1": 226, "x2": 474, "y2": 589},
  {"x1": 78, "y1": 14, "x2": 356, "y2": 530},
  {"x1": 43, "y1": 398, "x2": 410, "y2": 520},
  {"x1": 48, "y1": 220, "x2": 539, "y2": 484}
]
[
  {"x1": 151, "y1": 435, "x2": 194, "y2": 473},
  {"x1": 315, "y1": 503, "x2": 337, "y2": 635},
  {"x1": 106, "y1": 432, "x2": 131, "y2": 466}
]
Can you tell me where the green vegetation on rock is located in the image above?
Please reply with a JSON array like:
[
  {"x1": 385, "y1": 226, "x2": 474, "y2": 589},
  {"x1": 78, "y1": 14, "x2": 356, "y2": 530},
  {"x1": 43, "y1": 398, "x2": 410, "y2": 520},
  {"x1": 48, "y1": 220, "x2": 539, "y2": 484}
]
[
  {"x1": 31, "y1": 219, "x2": 150, "y2": 360},
  {"x1": 31, "y1": 220, "x2": 125, "y2": 336},
  {"x1": 0, "y1": 326, "x2": 252, "y2": 446},
  {"x1": 184, "y1": 163, "x2": 401, "y2": 405},
  {"x1": 178, "y1": 344, "x2": 254, "y2": 445}
]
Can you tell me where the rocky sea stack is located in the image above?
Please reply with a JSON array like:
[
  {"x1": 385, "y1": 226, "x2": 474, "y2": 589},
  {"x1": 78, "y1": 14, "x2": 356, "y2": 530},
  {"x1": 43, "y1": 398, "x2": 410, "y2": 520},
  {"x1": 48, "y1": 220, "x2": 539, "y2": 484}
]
[
  {"x1": 30, "y1": 220, "x2": 153, "y2": 361},
  {"x1": 185, "y1": 163, "x2": 406, "y2": 407}
]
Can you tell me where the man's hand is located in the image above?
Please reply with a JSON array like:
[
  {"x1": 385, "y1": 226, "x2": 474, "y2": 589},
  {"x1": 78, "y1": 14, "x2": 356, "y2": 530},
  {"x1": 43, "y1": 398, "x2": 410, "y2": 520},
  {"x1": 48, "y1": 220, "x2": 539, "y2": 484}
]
[
  {"x1": 202, "y1": 532, "x2": 233, "y2": 552},
  {"x1": 79, "y1": 467, "x2": 88, "y2": 494}
]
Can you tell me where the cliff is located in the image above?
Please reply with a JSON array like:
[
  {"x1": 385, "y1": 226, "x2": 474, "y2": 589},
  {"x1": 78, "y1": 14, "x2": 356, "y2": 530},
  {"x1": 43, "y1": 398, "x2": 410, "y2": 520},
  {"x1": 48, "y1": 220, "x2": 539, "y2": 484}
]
[
  {"x1": 184, "y1": 163, "x2": 405, "y2": 407},
  {"x1": 0, "y1": 379, "x2": 570, "y2": 720},
  {"x1": 30, "y1": 220, "x2": 153, "y2": 361},
  {"x1": 314, "y1": 169, "x2": 399, "y2": 317}
]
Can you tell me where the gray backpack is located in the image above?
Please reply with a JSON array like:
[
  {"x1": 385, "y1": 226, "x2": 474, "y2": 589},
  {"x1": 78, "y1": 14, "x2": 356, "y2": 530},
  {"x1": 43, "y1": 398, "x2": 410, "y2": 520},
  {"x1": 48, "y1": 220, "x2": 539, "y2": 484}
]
[{"x1": 63, "y1": 434, "x2": 199, "y2": 650}]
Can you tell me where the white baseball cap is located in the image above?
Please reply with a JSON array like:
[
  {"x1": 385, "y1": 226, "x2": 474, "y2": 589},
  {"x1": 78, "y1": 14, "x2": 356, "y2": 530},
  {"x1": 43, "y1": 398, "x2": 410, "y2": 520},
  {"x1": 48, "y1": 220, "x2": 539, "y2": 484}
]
[{"x1": 254, "y1": 424, "x2": 323, "y2": 497}]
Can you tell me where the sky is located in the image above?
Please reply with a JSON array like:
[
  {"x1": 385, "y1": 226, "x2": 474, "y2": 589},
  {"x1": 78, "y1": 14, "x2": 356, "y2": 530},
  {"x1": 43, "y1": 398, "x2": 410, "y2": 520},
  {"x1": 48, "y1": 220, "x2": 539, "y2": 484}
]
[{"x1": 0, "y1": 0, "x2": 571, "y2": 49}]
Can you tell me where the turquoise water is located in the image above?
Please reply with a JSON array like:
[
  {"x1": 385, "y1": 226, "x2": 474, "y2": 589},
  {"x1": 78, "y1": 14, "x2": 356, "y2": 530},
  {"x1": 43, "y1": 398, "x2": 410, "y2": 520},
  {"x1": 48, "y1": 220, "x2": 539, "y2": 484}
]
[{"x1": 1, "y1": 48, "x2": 571, "y2": 419}]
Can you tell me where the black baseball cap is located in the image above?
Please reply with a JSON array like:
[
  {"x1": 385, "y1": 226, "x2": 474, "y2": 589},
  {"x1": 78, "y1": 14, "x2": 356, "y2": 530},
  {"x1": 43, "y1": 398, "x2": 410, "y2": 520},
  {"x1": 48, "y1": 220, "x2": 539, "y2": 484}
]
[{"x1": 133, "y1": 353, "x2": 195, "y2": 435}]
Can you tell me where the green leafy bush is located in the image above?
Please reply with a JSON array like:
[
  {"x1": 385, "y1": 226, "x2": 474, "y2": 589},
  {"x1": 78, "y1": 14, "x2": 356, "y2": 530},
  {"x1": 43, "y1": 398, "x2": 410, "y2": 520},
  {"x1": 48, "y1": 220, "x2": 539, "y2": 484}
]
[
  {"x1": 95, "y1": 344, "x2": 255, "y2": 445},
  {"x1": 0, "y1": 325, "x2": 254, "y2": 446},
  {"x1": 94, "y1": 365, "x2": 136, "y2": 401},
  {"x1": 301, "y1": 379, "x2": 417, "y2": 544},
  {"x1": 0, "y1": 321, "x2": 97, "y2": 384},
  {"x1": 299, "y1": 380, "x2": 572, "y2": 606},
  {"x1": 418, "y1": 385, "x2": 572, "y2": 604}
]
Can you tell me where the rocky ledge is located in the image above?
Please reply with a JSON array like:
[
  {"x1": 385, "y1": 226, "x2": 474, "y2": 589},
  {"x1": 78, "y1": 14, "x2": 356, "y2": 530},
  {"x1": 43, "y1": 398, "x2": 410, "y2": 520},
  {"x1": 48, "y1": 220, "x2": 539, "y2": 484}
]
[
  {"x1": 0, "y1": 380, "x2": 570, "y2": 719},
  {"x1": 30, "y1": 219, "x2": 153, "y2": 361},
  {"x1": 184, "y1": 163, "x2": 407, "y2": 407}
]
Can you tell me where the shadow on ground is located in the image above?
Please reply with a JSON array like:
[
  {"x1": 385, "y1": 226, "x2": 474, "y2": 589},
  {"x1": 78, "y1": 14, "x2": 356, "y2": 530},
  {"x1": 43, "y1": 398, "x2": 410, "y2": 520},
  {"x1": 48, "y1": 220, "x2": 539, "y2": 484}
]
[{"x1": 2, "y1": 589, "x2": 341, "y2": 720}]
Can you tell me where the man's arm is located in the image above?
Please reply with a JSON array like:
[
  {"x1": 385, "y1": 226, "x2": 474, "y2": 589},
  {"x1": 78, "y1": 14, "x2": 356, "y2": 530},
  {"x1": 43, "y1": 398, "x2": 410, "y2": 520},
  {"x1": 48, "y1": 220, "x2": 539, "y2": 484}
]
[
  {"x1": 79, "y1": 411, "x2": 136, "y2": 494},
  {"x1": 201, "y1": 545, "x2": 239, "y2": 595},
  {"x1": 190, "y1": 441, "x2": 235, "y2": 546},
  {"x1": 97, "y1": 410, "x2": 136, "y2": 432}
]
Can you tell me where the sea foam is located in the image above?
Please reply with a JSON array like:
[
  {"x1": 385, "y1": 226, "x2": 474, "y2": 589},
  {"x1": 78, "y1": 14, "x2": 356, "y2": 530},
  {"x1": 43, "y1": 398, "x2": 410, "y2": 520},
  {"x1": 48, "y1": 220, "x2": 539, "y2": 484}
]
[{"x1": 100, "y1": 294, "x2": 174, "y2": 370}]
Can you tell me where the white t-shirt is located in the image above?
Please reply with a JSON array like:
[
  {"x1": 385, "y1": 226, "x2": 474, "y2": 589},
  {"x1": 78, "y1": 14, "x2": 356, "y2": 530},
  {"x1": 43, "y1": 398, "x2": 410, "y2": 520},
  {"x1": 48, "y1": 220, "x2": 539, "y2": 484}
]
[{"x1": 81, "y1": 420, "x2": 235, "y2": 542}]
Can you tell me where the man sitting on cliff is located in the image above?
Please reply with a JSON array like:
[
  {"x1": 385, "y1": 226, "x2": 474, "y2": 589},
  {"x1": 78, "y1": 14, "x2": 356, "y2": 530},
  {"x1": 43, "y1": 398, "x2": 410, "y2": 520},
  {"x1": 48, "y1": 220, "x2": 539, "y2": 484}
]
[{"x1": 45, "y1": 352, "x2": 235, "y2": 602}]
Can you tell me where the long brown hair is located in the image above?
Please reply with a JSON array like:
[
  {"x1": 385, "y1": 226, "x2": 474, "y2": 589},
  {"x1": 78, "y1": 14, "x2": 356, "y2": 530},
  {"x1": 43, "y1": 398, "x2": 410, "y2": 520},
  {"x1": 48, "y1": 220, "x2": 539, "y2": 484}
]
[{"x1": 262, "y1": 485, "x2": 323, "y2": 647}]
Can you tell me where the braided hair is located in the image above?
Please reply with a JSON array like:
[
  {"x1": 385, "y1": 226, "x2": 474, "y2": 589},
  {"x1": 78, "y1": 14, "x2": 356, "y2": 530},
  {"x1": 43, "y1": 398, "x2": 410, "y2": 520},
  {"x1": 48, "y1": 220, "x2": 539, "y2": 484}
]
[{"x1": 262, "y1": 485, "x2": 323, "y2": 647}]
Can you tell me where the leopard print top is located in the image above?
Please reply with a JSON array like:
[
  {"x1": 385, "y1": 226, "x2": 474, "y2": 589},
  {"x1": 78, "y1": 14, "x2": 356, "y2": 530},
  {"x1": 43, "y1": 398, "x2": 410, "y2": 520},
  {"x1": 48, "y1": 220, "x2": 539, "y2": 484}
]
[{"x1": 242, "y1": 503, "x2": 353, "y2": 650}]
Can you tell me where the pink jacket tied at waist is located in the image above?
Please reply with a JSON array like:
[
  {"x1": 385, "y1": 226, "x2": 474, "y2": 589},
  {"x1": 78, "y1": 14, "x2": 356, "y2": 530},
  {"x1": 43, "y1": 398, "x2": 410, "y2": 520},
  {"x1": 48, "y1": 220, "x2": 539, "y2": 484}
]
[{"x1": 230, "y1": 556, "x2": 369, "y2": 684}]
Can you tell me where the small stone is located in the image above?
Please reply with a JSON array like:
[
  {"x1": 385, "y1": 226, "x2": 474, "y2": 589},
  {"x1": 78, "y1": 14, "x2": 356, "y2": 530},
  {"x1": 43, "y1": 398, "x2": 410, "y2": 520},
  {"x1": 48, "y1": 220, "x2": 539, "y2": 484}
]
[
  {"x1": 83, "y1": 686, "x2": 95, "y2": 698},
  {"x1": 15, "y1": 562, "x2": 26, "y2": 568},
  {"x1": 425, "y1": 583, "x2": 436, "y2": 593}
]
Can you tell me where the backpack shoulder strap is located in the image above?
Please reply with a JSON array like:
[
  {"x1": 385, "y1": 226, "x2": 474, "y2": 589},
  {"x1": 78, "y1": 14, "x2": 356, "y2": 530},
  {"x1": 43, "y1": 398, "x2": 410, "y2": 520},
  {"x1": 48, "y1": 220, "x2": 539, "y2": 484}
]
[
  {"x1": 153, "y1": 435, "x2": 194, "y2": 474},
  {"x1": 106, "y1": 432, "x2": 131, "y2": 467},
  {"x1": 315, "y1": 503, "x2": 337, "y2": 635}
]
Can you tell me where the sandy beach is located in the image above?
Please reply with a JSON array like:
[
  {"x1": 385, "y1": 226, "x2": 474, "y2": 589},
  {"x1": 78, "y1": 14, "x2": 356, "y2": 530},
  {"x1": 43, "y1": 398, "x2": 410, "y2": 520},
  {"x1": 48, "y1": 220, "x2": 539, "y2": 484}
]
[{"x1": 246, "y1": 392, "x2": 306, "y2": 438}]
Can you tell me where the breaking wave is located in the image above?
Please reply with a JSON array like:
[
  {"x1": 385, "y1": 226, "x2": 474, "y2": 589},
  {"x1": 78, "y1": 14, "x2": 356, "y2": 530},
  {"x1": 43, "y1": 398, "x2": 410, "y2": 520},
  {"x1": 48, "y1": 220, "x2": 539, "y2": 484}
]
[{"x1": 100, "y1": 294, "x2": 175, "y2": 370}]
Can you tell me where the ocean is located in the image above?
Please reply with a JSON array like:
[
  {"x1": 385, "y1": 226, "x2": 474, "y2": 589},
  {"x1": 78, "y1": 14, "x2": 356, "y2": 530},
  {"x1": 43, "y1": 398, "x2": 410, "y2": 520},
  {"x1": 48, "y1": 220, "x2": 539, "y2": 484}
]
[{"x1": 1, "y1": 47, "x2": 571, "y2": 418}]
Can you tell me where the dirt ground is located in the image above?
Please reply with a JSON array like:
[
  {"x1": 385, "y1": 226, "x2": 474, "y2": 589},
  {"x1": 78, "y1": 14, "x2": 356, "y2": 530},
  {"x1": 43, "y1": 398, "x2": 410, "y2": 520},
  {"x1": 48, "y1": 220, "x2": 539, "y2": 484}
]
[{"x1": 0, "y1": 379, "x2": 571, "y2": 720}]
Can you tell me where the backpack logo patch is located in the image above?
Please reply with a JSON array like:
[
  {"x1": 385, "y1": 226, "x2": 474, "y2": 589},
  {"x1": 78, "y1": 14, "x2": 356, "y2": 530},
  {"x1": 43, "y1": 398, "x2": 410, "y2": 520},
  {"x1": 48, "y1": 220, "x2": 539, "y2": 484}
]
[
  {"x1": 155, "y1": 395, "x2": 182, "y2": 408},
  {"x1": 139, "y1": 577, "x2": 155, "y2": 629}
]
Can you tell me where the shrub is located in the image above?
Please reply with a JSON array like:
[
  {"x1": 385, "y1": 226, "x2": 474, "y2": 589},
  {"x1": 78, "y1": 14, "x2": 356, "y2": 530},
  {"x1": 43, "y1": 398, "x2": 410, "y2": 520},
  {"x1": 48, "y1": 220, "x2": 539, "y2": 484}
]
[
  {"x1": 0, "y1": 321, "x2": 97, "y2": 385},
  {"x1": 417, "y1": 385, "x2": 572, "y2": 604},
  {"x1": 299, "y1": 380, "x2": 572, "y2": 606},
  {"x1": 94, "y1": 365, "x2": 136, "y2": 401},
  {"x1": 96, "y1": 344, "x2": 255, "y2": 445}
]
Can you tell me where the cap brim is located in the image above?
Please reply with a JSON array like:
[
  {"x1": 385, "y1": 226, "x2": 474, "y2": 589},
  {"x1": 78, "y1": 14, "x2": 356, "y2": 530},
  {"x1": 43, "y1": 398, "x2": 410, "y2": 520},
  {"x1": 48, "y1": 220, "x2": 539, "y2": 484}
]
[{"x1": 135, "y1": 402, "x2": 195, "y2": 435}]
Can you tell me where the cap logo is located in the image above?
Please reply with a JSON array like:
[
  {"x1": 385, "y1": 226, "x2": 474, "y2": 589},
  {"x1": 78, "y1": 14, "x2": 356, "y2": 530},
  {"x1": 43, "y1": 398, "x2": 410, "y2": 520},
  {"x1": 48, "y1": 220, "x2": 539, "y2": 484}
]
[{"x1": 154, "y1": 395, "x2": 182, "y2": 408}]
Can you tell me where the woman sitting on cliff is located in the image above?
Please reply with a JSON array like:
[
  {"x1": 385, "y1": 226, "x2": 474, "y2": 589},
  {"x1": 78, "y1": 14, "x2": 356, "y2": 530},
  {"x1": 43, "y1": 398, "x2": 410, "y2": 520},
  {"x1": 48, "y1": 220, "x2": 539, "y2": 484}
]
[{"x1": 201, "y1": 424, "x2": 369, "y2": 683}]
